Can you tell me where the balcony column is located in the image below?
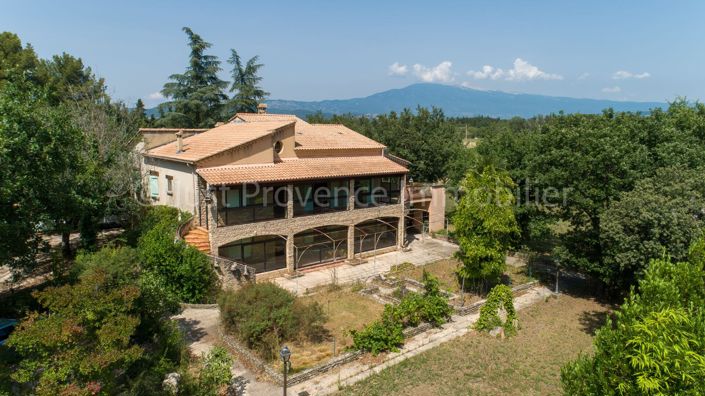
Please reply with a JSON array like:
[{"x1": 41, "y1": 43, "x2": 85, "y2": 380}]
[
  {"x1": 347, "y1": 179, "x2": 355, "y2": 210},
  {"x1": 286, "y1": 232, "x2": 295, "y2": 273},
  {"x1": 347, "y1": 225, "x2": 355, "y2": 260},
  {"x1": 286, "y1": 183, "x2": 294, "y2": 218},
  {"x1": 398, "y1": 175, "x2": 407, "y2": 248}
]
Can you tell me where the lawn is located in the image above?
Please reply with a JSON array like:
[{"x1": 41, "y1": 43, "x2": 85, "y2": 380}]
[
  {"x1": 338, "y1": 293, "x2": 610, "y2": 396},
  {"x1": 282, "y1": 286, "x2": 384, "y2": 372}
]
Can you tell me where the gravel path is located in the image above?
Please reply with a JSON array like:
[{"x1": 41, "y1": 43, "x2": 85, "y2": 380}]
[{"x1": 172, "y1": 307, "x2": 280, "y2": 396}]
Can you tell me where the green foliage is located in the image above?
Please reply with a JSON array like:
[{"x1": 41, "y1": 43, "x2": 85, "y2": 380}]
[
  {"x1": 561, "y1": 239, "x2": 705, "y2": 395},
  {"x1": 181, "y1": 346, "x2": 233, "y2": 396},
  {"x1": 5, "y1": 245, "x2": 189, "y2": 395},
  {"x1": 599, "y1": 166, "x2": 705, "y2": 289},
  {"x1": 473, "y1": 101, "x2": 705, "y2": 292},
  {"x1": 350, "y1": 315, "x2": 405, "y2": 356},
  {"x1": 351, "y1": 272, "x2": 452, "y2": 354},
  {"x1": 453, "y1": 167, "x2": 519, "y2": 285},
  {"x1": 137, "y1": 206, "x2": 217, "y2": 303},
  {"x1": 219, "y1": 283, "x2": 327, "y2": 360},
  {"x1": 7, "y1": 267, "x2": 144, "y2": 394},
  {"x1": 225, "y1": 49, "x2": 269, "y2": 114},
  {"x1": 159, "y1": 27, "x2": 228, "y2": 128},
  {"x1": 475, "y1": 284, "x2": 517, "y2": 335}
]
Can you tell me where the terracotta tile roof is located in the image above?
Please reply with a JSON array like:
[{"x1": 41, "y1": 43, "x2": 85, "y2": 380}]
[
  {"x1": 197, "y1": 156, "x2": 407, "y2": 185},
  {"x1": 145, "y1": 121, "x2": 293, "y2": 162},
  {"x1": 229, "y1": 112, "x2": 310, "y2": 126},
  {"x1": 295, "y1": 124, "x2": 385, "y2": 150}
]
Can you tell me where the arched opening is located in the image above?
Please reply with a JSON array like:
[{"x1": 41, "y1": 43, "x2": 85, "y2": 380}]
[
  {"x1": 294, "y1": 225, "x2": 348, "y2": 269},
  {"x1": 354, "y1": 217, "x2": 398, "y2": 254},
  {"x1": 218, "y1": 235, "x2": 286, "y2": 273}
]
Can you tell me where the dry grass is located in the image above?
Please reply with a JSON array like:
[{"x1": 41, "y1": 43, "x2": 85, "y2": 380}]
[
  {"x1": 392, "y1": 258, "x2": 535, "y2": 294},
  {"x1": 338, "y1": 293, "x2": 611, "y2": 396},
  {"x1": 282, "y1": 287, "x2": 384, "y2": 372}
]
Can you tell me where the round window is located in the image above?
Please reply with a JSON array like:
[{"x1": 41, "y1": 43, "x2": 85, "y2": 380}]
[{"x1": 274, "y1": 140, "x2": 283, "y2": 154}]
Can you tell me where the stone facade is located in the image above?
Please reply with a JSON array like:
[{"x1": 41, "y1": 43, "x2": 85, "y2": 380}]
[{"x1": 205, "y1": 176, "x2": 407, "y2": 273}]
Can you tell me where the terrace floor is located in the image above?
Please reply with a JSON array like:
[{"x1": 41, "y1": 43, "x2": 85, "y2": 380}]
[{"x1": 273, "y1": 236, "x2": 459, "y2": 295}]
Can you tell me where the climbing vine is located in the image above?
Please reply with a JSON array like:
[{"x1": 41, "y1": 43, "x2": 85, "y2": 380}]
[{"x1": 475, "y1": 284, "x2": 517, "y2": 335}]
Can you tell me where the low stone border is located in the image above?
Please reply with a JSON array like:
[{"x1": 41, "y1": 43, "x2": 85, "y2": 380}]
[
  {"x1": 179, "y1": 303, "x2": 219, "y2": 309},
  {"x1": 217, "y1": 280, "x2": 541, "y2": 388},
  {"x1": 218, "y1": 326, "x2": 365, "y2": 386}
]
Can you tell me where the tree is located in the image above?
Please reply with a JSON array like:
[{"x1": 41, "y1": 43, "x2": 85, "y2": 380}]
[
  {"x1": 36, "y1": 52, "x2": 107, "y2": 105},
  {"x1": 453, "y1": 167, "x2": 519, "y2": 287},
  {"x1": 0, "y1": 79, "x2": 85, "y2": 273},
  {"x1": 159, "y1": 27, "x2": 228, "y2": 128},
  {"x1": 225, "y1": 49, "x2": 269, "y2": 114},
  {"x1": 561, "y1": 240, "x2": 705, "y2": 395},
  {"x1": 0, "y1": 31, "x2": 39, "y2": 85},
  {"x1": 133, "y1": 98, "x2": 150, "y2": 127},
  {"x1": 599, "y1": 167, "x2": 705, "y2": 289},
  {"x1": 5, "y1": 246, "x2": 186, "y2": 395}
]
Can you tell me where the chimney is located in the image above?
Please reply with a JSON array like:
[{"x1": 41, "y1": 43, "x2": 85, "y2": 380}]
[
  {"x1": 257, "y1": 103, "x2": 268, "y2": 114},
  {"x1": 176, "y1": 130, "x2": 184, "y2": 153}
]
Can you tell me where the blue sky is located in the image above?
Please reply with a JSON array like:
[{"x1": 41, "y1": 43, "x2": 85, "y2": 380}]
[{"x1": 2, "y1": 0, "x2": 703, "y2": 107}]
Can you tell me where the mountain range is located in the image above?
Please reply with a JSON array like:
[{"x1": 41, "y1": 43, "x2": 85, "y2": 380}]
[{"x1": 147, "y1": 83, "x2": 666, "y2": 119}]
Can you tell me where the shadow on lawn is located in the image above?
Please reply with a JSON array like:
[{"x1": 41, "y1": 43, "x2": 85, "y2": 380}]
[{"x1": 578, "y1": 310, "x2": 611, "y2": 335}]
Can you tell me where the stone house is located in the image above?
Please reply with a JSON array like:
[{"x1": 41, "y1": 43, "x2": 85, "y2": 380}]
[{"x1": 140, "y1": 106, "x2": 443, "y2": 278}]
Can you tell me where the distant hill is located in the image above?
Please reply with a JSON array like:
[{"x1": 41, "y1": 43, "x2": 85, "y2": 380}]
[
  {"x1": 265, "y1": 83, "x2": 665, "y2": 119},
  {"x1": 145, "y1": 83, "x2": 666, "y2": 119}
]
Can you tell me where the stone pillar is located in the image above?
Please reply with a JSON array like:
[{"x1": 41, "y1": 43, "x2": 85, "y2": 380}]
[
  {"x1": 398, "y1": 175, "x2": 407, "y2": 248},
  {"x1": 348, "y1": 179, "x2": 355, "y2": 211},
  {"x1": 397, "y1": 216, "x2": 405, "y2": 248},
  {"x1": 286, "y1": 184, "x2": 294, "y2": 219},
  {"x1": 347, "y1": 225, "x2": 355, "y2": 259},
  {"x1": 286, "y1": 232, "x2": 295, "y2": 273}
]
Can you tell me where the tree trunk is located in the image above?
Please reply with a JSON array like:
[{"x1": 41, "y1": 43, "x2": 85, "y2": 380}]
[{"x1": 62, "y1": 231, "x2": 72, "y2": 259}]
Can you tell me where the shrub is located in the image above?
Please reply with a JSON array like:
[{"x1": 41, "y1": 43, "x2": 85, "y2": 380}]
[
  {"x1": 351, "y1": 272, "x2": 452, "y2": 354},
  {"x1": 219, "y1": 283, "x2": 327, "y2": 360},
  {"x1": 181, "y1": 346, "x2": 233, "y2": 396},
  {"x1": 137, "y1": 207, "x2": 217, "y2": 303},
  {"x1": 476, "y1": 284, "x2": 517, "y2": 335},
  {"x1": 350, "y1": 316, "x2": 404, "y2": 355}
]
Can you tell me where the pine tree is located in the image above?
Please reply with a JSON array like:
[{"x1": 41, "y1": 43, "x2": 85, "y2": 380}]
[
  {"x1": 133, "y1": 98, "x2": 149, "y2": 127},
  {"x1": 158, "y1": 27, "x2": 227, "y2": 128},
  {"x1": 226, "y1": 49, "x2": 269, "y2": 114}
]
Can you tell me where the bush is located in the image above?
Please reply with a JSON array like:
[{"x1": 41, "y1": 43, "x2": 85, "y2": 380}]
[
  {"x1": 561, "y1": 244, "x2": 705, "y2": 395},
  {"x1": 181, "y1": 346, "x2": 233, "y2": 396},
  {"x1": 475, "y1": 284, "x2": 517, "y2": 335},
  {"x1": 350, "y1": 316, "x2": 404, "y2": 356},
  {"x1": 351, "y1": 272, "x2": 452, "y2": 354},
  {"x1": 137, "y1": 206, "x2": 217, "y2": 303},
  {"x1": 219, "y1": 283, "x2": 327, "y2": 360}
]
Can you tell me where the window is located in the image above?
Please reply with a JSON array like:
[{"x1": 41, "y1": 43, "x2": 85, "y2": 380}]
[
  {"x1": 149, "y1": 172, "x2": 159, "y2": 200},
  {"x1": 166, "y1": 175, "x2": 173, "y2": 195},
  {"x1": 274, "y1": 140, "x2": 283, "y2": 154}
]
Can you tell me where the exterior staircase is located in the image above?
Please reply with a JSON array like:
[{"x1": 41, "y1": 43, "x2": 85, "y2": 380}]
[{"x1": 183, "y1": 227, "x2": 211, "y2": 254}]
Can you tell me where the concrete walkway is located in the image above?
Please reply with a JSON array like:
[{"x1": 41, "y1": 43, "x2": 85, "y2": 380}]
[
  {"x1": 289, "y1": 285, "x2": 554, "y2": 396},
  {"x1": 273, "y1": 236, "x2": 459, "y2": 295}
]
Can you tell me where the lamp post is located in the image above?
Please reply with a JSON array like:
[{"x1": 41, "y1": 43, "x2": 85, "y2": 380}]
[{"x1": 280, "y1": 346, "x2": 291, "y2": 396}]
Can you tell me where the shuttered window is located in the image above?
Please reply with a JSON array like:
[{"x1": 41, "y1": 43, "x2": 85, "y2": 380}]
[{"x1": 149, "y1": 175, "x2": 159, "y2": 199}]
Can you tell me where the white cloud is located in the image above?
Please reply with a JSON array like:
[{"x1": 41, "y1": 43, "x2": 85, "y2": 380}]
[
  {"x1": 412, "y1": 61, "x2": 454, "y2": 83},
  {"x1": 602, "y1": 86, "x2": 622, "y2": 93},
  {"x1": 577, "y1": 72, "x2": 590, "y2": 80},
  {"x1": 612, "y1": 70, "x2": 651, "y2": 80},
  {"x1": 148, "y1": 91, "x2": 164, "y2": 100},
  {"x1": 467, "y1": 58, "x2": 563, "y2": 81},
  {"x1": 388, "y1": 62, "x2": 408, "y2": 76}
]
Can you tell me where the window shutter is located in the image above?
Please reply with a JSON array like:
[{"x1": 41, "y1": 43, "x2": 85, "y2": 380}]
[{"x1": 149, "y1": 175, "x2": 159, "y2": 198}]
